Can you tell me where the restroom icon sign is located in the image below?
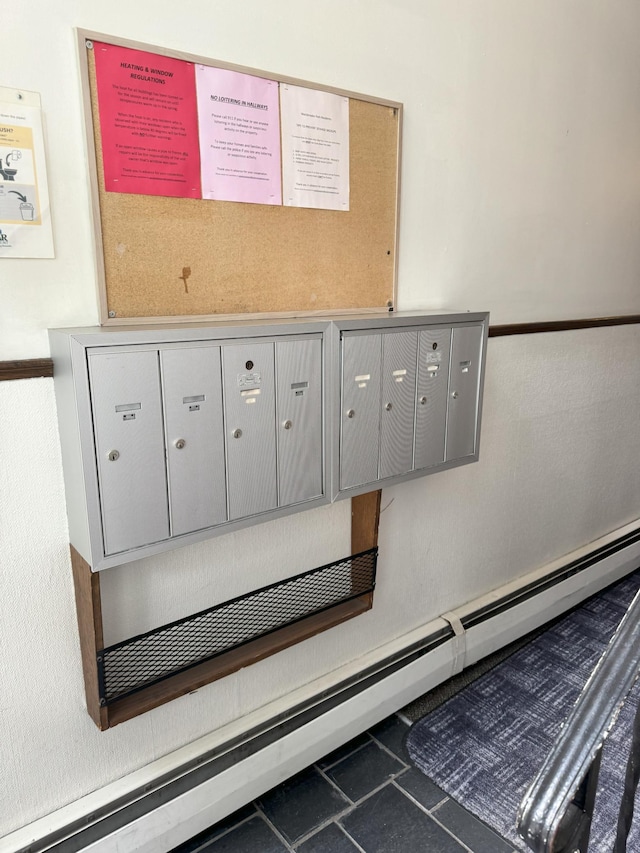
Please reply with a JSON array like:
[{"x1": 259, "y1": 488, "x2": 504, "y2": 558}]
[
  {"x1": 8, "y1": 190, "x2": 35, "y2": 221},
  {"x1": 0, "y1": 149, "x2": 21, "y2": 181}
]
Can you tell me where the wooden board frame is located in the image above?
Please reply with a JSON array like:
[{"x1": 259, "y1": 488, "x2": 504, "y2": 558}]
[
  {"x1": 76, "y1": 29, "x2": 402, "y2": 326},
  {"x1": 70, "y1": 493, "x2": 380, "y2": 729}
]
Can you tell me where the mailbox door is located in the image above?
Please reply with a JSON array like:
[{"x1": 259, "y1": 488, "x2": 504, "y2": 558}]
[
  {"x1": 222, "y1": 341, "x2": 277, "y2": 519},
  {"x1": 414, "y1": 328, "x2": 452, "y2": 470},
  {"x1": 340, "y1": 333, "x2": 382, "y2": 490},
  {"x1": 378, "y1": 330, "x2": 417, "y2": 480},
  {"x1": 276, "y1": 337, "x2": 323, "y2": 506},
  {"x1": 89, "y1": 349, "x2": 169, "y2": 555},
  {"x1": 445, "y1": 325, "x2": 484, "y2": 461},
  {"x1": 161, "y1": 346, "x2": 227, "y2": 537}
]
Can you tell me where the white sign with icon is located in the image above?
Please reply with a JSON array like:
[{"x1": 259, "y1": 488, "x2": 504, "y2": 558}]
[{"x1": 0, "y1": 87, "x2": 54, "y2": 258}]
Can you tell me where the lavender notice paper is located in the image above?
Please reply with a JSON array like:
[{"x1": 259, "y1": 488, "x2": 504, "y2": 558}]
[{"x1": 195, "y1": 65, "x2": 282, "y2": 205}]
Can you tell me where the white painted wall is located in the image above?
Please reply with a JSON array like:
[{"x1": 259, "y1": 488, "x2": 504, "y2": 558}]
[{"x1": 2, "y1": 0, "x2": 640, "y2": 839}]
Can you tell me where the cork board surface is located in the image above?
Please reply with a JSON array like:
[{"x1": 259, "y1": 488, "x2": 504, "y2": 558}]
[{"x1": 87, "y1": 45, "x2": 400, "y2": 320}]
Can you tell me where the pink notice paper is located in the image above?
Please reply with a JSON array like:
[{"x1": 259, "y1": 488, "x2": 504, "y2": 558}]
[
  {"x1": 195, "y1": 66, "x2": 281, "y2": 205},
  {"x1": 93, "y1": 42, "x2": 201, "y2": 198}
]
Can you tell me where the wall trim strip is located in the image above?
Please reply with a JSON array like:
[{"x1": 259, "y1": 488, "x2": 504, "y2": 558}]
[
  {"x1": 2, "y1": 314, "x2": 639, "y2": 383},
  {"x1": 489, "y1": 315, "x2": 640, "y2": 337},
  {"x1": 0, "y1": 359, "x2": 54, "y2": 381}
]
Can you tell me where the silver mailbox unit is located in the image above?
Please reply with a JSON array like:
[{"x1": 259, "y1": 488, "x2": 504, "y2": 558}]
[
  {"x1": 333, "y1": 312, "x2": 488, "y2": 499},
  {"x1": 50, "y1": 320, "x2": 331, "y2": 570},
  {"x1": 50, "y1": 311, "x2": 487, "y2": 571}
]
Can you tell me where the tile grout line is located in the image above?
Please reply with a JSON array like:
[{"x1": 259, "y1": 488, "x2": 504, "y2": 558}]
[
  {"x1": 292, "y1": 816, "x2": 368, "y2": 853},
  {"x1": 292, "y1": 770, "x2": 409, "y2": 850},
  {"x1": 257, "y1": 763, "x2": 406, "y2": 851},
  {"x1": 368, "y1": 727, "x2": 411, "y2": 766},
  {"x1": 430, "y1": 793, "x2": 518, "y2": 852},
  {"x1": 174, "y1": 715, "x2": 512, "y2": 853},
  {"x1": 409, "y1": 787, "x2": 449, "y2": 813},
  {"x1": 288, "y1": 770, "x2": 357, "y2": 848},
  {"x1": 317, "y1": 759, "x2": 412, "y2": 811},
  {"x1": 180, "y1": 809, "x2": 258, "y2": 851},
  {"x1": 314, "y1": 762, "x2": 357, "y2": 805},
  {"x1": 317, "y1": 737, "x2": 372, "y2": 772},
  {"x1": 196, "y1": 722, "x2": 410, "y2": 851},
  {"x1": 253, "y1": 805, "x2": 298, "y2": 852},
  {"x1": 335, "y1": 822, "x2": 368, "y2": 853},
  {"x1": 319, "y1": 715, "x2": 411, "y2": 775},
  {"x1": 316, "y1": 724, "x2": 410, "y2": 811},
  {"x1": 292, "y1": 814, "x2": 352, "y2": 849},
  {"x1": 251, "y1": 755, "x2": 369, "y2": 850},
  {"x1": 390, "y1": 781, "x2": 475, "y2": 853}
]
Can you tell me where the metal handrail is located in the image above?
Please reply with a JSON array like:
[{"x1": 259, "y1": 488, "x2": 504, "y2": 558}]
[{"x1": 518, "y1": 586, "x2": 640, "y2": 853}]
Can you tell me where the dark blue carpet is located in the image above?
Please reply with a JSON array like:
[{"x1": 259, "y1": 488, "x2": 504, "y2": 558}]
[{"x1": 406, "y1": 570, "x2": 640, "y2": 851}]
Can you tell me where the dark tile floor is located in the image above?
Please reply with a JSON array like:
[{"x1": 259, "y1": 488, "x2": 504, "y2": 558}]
[{"x1": 171, "y1": 714, "x2": 518, "y2": 853}]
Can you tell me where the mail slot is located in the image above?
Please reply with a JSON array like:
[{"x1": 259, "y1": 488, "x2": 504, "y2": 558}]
[
  {"x1": 445, "y1": 325, "x2": 484, "y2": 461},
  {"x1": 414, "y1": 328, "x2": 451, "y2": 470},
  {"x1": 161, "y1": 346, "x2": 227, "y2": 537},
  {"x1": 222, "y1": 341, "x2": 277, "y2": 520},
  {"x1": 340, "y1": 333, "x2": 382, "y2": 490},
  {"x1": 379, "y1": 330, "x2": 418, "y2": 480},
  {"x1": 276, "y1": 337, "x2": 323, "y2": 506},
  {"x1": 88, "y1": 349, "x2": 169, "y2": 555}
]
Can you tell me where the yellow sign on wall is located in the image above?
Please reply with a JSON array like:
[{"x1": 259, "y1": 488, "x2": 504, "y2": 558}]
[{"x1": 0, "y1": 87, "x2": 54, "y2": 258}]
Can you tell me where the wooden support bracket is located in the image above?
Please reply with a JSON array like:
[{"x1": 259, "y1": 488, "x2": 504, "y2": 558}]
[
  {"x1": 351, "y1": 490, "x2": 382, "y2": 553},
  {"x1": 69, "y1": 490, "x2": 382, "y2": 729},
  {"x1": 70, "y1": 546, "x2": 109, "y2": 730}
]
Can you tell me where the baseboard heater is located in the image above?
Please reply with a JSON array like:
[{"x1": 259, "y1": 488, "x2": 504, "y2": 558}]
[{"x1": 6, "y1": 520, "x2": 640, "y2": 853}]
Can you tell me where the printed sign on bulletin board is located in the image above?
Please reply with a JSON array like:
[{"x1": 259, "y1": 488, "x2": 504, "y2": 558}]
[
  {"x1": 92, "y1": 42, "x2": 202, "y2": 198},
  {"x1": 92, "y1": 41, "x2": 349, "y2": 211},
  {"x1": 195, "y1": 65, "x2": 282, "y2": 205},
  {"x1": 280, "y1": 84, "x2": 350, "y2": 211}
]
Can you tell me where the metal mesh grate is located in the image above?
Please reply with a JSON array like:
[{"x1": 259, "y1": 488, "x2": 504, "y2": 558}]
[{"x1": 97, "y1": 548, "x2": 377, "y2": 705}]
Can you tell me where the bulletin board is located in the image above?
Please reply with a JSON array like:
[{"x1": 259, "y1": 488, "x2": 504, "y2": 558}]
[{"x1": 78, "y1": 32, "x2": 402, "y2": 323}]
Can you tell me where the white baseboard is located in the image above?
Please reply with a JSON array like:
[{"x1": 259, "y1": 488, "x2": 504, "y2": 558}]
[{"x1": 4, "y1": 518, "x2": 640, "y2": 853}]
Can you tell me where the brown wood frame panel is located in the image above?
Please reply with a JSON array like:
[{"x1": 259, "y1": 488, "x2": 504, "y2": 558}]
[
  {"x1": 107, "y1": 594, "x2": 372, "y2": 727},
  {"x1": 489, "y1": 315, "x2": 640, "y2": 337},
  {"x1": 70, "y1": 529, "x2": 375, "y2": 729},
  {"x1": 350, "y1": 490, "x2": 382, "y2": 611},
  {"x1": 0, "y1": 359, "x2": 53, "y2": 380},
  {"x1": 70, "y1": 546, "x2": 109, "y2": 729},
  {"x1": 352, "y1": 491, "x2": 382, "y2": 554}
]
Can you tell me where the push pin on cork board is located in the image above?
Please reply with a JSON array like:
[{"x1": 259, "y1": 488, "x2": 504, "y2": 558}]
[{"x1": 179, "y1": 266, "x2": 191, "y2": 294}]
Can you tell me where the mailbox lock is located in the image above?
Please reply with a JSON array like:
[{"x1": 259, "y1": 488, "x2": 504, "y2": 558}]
[
  {"x1": 432, "y1": 342, "x2": 438, "y2": 350},
  {"x1": 107, "y1": 449, "x2": 120, "y2": 462},
  {"x1": 385, "y1": 402, "x2": 393, "y2": 411},
  {"x1": 347, "y1": 409, "x2": 355, "y2": 419},
  {"x1": 451, "y1": 391, "x2": 459, "y2": 399},
  {"x1": 420, "y1": 396, "x2": 428, "y2": 405},
  {"x1": 283, "y1": 419, "x2": 293, "y2": 430},
  {"x1": 232, "y1": 428, "x2": 243, "y2": 439},
  {"x1": 174, "y1": 438, "x2": 186, "y2": 450}
]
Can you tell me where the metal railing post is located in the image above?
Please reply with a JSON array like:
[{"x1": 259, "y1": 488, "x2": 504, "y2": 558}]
[{"x1": 518, "y1": 587, "x2": 640, "y2": 853}]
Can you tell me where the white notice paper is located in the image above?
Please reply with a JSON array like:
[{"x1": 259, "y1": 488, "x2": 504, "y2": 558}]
[
  {"x1": 280, "y1": 85, "x2": 349, "y2": 211},
  {"x1": 0, "y1": 89, "x2": 54, "y2": 258}
]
